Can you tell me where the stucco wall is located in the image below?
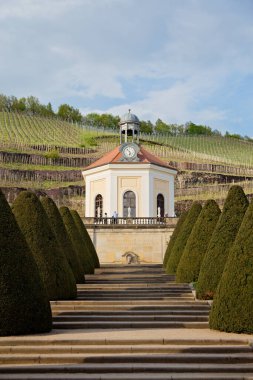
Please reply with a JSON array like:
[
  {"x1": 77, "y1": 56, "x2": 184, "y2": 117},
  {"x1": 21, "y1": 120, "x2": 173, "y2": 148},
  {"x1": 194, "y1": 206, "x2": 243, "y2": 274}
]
[
  {"x1": 86, "y1": 226, "x2": 174, "y2": 264},
  {"x1": 83, "y1": 163, "x2": 176, "y2": 218}
]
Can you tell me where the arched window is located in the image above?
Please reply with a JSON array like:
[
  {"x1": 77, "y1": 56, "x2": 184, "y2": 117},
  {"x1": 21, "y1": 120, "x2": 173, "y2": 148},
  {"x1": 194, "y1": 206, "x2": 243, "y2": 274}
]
[
  {"x1": 95, "y1": 194, "x2": 103, "y2": 218},
  {"x1": 123, "y1": 191, "x2": 136, "y2": 217},
  {"x1": 157, "y1": 193, "x2": 164, "y2": 217}
]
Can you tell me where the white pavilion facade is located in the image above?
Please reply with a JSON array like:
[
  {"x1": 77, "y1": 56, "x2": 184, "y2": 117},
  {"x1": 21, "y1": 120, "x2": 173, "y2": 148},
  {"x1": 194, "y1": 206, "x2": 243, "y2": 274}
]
[{"x1": 82, "y1": 111, "x2": 177, "y2": 219}]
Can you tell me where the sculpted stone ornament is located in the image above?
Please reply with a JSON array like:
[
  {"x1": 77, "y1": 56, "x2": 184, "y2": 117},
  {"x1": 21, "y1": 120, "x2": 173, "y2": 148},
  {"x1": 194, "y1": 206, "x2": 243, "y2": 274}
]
[{"x1": 119, "y1": 142, "x2": 140, "y2": 162}]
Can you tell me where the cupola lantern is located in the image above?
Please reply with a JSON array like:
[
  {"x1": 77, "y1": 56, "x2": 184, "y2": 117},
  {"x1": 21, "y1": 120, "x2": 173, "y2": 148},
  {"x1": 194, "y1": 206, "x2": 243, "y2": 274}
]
[{"x1": 119, "y1": 109, "x2": 140, "y2": 144}]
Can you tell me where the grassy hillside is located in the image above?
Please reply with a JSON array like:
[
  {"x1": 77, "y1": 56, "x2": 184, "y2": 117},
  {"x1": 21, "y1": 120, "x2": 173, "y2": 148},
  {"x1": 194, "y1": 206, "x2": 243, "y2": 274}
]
[
  {"x1": 0, "y1": 111, "x2": 116, "y2": 147},
  {"x1": 1, "y1": 111, "x2": 253, "y2": 168}
]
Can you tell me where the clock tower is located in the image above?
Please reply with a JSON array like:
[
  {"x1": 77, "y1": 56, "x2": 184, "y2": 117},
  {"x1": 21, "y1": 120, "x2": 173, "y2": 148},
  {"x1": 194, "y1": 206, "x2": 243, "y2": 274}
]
[{"x1": 82, "y1": 111, "x2": 177, "y2": 218}]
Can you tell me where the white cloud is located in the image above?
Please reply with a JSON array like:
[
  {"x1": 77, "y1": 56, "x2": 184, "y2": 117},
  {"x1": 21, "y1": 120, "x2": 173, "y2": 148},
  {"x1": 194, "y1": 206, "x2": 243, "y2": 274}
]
[{"x1": 0, "y1": 0, "x2": 253, "y2": 134}]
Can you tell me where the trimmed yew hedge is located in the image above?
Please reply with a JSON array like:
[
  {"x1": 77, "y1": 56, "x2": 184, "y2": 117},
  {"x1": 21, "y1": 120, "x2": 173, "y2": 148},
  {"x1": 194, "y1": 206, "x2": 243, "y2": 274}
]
[
  {"x1": 0, "y1": 189, "x2": 52, "y2": 336},
  {"x1": 163, "y1": 211, "x2": 188, "y2": 269},
  {"x1": 12, "y1": 191, "x2": 77, "y2": 300},
  {"x1": 60, "y1": 206, "x2": 90, "y2": 276},
  {"x1": 196, "y1": 186, "x2": 249, "y2": 300},
  {"x1": 209, "y1": 198, "x2": 253, "y2": 333},
  {"x1": 40, "y1": 196, "x2": 84, "y2": 284},
  {"x1": 71, "y1": 210, "x2": 99, "y2": 269},
  {"x1": 176, "y1": 200, "x2": 221, "y2": 283},
  {"x1": 165, "y1": 202, "x2": 202, "y2": 274}
]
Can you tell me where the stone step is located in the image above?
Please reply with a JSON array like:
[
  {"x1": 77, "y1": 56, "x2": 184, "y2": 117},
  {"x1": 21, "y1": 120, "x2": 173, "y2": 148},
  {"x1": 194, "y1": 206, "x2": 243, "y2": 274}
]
[
  {"x1": 95, "y1": 265, "x2": 163, "y2": 270},
  {"x1": 51, "y1": 305, "x2": 210, "y2": 312},
  {"x1": 52, "y1": 321, "x2": 209, "y2": 329},
  {"x1": 52, "y1": 310, "x2": 210, "y2": 316},
  {"x1": 87, "y1": 273, "x2": 172, "y2": 278},
  {"x1": 77, "y1": 290, "x2": 193, "y2": 294},
  {"x1": 1, "y1": 353, "x2": 253, "y2": 365},
  {"x1": 85, "y1": 276, "x2": 174, "y2": 284},
  {"x1": 52, "y1": 315, "x2": 209, "y2": 322},
  {"x1": 51, "y1": 300, "x2": 207, "y2": 306},
  {"x1": 0, "y1": 338, "x2": 248, "y2": 347},
  {"x1": 0, "y1": 372, "x2": 253, "y2": 380},
  {"x1": 2, "y1": 263, "x2": 250, "y2": 380},
  {"x1": 75, "y1": 296, "x2": 194, "y2": 301},
  {"x1": 0, "y1": 344, "x2": 251, "y2": 355},
  {"x1": 77, "y1": 285, "x2": 190, "y2": 290},
  {"x1": 1, "y1": 362, "x2": 253, "y2": 373}
]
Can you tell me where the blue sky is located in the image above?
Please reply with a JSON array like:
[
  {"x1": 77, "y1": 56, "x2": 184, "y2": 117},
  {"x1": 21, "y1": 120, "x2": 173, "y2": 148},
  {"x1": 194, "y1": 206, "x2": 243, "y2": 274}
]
[{"x1": 1, "y1": 0, "x2": 253, "y2": 136}]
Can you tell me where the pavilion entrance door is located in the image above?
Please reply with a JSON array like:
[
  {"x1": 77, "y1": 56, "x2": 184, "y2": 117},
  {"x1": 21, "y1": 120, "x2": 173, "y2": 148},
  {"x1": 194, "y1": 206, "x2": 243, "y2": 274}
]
[
  {"x1": 123, "y1": 191, "x2": 136, "y2": 217},
  {"x1": 157, "y1": 193, "x2": 165, "y2": 217}
]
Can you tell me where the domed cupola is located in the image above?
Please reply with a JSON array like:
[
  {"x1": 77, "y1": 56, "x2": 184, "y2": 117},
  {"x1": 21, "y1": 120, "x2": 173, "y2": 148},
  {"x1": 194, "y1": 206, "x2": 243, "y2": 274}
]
[{"x1": 119, "y1": 109, "x2": 140, "y2": 144}]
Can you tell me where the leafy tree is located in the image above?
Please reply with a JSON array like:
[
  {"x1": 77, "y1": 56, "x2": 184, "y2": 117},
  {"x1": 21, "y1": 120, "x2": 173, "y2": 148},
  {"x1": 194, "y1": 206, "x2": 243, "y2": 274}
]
[
  {"x1": 58, "y1": 104, "x2": 82, "y2": 123},
  {"x1": 26, "y1": 96, "x2": 41, "y2": 115},
  {"x1": 39, "y1": 102, "x2": 55, "y2": 117},
  {"x1": 165, "y1": 202, "x2": 202, "y2": 274},
  {"x1": 163, "y1": 211, "x2": 188, "y2": 268},
  {"x1": 0, "y1": 94, "x2": 8, "y2": 110},
  {"x1": 185, "y1": 122, "x2": 212, "y2": 136},
  {"x1": 225, "y1": 131, "x2": 243, "y2": 140},
  {"x1": 196, "y1": 186, "x2": 249, "y2": 300},
  {"x1": 155, "y1": 118, "x2": 172, "y2": 134},
  {"x1": 0, "y1": 190, "x2": 52, "y2": 336},
  {"x1": 13, "y1": 97, "x2": 26, "y2": 112},
  {"x1": 99, "y1": 113, "x2": 120, "y2": 129},
  {"x1": 12, "y1": 191, "x2": 77, "y2": 300},
  {"x1": 70, "y1": 210, "x2": 100, "y2": 269},
  {"x1": 84, "y1": 113, "x2": 119, "y2": 130},
  {"x1": 140, "y1": 120, "x2": 153, "y2": 134},
  {"x1": 209, "y1": 199, "x2": 253, "y2": 333},
  {"x1": 176, "y1": 200, "x2": 221, "y2": 283},
  {"x1": 84, "y1": 113, "x2": 101, "y2": 127},
  {"x1": 40, "y1": 196, "x2": 85, "y2": 283}
]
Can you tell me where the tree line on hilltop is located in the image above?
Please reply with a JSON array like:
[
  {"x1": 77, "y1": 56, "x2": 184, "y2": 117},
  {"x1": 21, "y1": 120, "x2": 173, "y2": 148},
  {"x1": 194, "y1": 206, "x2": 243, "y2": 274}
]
[{"x1": 0, "y1": 93, "x2": 251, "y2": 141}]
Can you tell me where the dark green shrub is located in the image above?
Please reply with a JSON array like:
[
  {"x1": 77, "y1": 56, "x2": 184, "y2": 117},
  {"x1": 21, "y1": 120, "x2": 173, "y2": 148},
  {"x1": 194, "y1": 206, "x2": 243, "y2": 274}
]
[
  {"x1": 71, "y1": 209, "x2": 100, "y2": 269},
  {"x1": 0, "y1": 189, "x2": 52, "y2": 335},
  {"x1": 209, "y1": 198, "x2": 253, "y2": 333},
  {"x1": 166, "y1": 202, "x2": 202, "y2": 274},
  {"x1": 163, "y1": 212, "x2": 188, "y2": 268},
  {"x1": 196, "y1": 186, "x2": 249, "y2": 300},
  {"x1": 60, "y1": 206, "x2": 90, "y2": 276},
  {"x1": 40, "y1": 196, "x2": 85, "y2": 284},
  {"x1": 69, "y1": 210, "x2": 94, "y2": 274},
  {"x1": 12, "y1": 191, "x2": 77, "y2": 300},
  {"x1": 176, "y1": 200, "x2": 221, "y2": 283}
]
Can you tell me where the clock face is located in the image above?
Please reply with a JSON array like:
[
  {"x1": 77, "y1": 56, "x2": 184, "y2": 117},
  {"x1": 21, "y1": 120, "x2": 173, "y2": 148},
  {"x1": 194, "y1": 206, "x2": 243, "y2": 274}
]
[{"x1": 123, "y1": 146, "x2": 135, "y2": 158}]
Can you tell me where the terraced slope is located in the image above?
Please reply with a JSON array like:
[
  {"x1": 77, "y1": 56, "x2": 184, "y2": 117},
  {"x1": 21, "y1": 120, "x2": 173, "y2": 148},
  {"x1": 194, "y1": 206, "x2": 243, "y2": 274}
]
[{"x1": 0, "y1": 265, "x2": 253, "y2": 379}]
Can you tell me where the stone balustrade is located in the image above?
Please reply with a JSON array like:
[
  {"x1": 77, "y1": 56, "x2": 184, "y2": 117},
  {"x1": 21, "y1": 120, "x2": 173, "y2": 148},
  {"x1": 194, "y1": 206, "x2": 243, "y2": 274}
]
[{"x1": 83, "y1": 216, "x2": 178, "y2": 228}]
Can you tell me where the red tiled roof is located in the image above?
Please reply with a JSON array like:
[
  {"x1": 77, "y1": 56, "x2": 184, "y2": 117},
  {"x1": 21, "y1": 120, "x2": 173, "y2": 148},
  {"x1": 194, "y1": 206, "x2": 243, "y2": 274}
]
[{"x1": 83, "y1": 145, "x2": 177, "y2": 171}]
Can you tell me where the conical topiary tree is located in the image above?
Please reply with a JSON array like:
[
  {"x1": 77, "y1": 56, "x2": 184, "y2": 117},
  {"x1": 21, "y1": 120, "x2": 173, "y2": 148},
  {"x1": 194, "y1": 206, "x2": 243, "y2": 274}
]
[
  {"x1": 0, "y1": 189, "x2": 52, "y2": 336},
  {"x1": 71, "y1": 210, "x2": 99, "y2": 269},
  {"x1": 40, "y1": 196, "x2": 85, "y2": 284},
  {"x1": 12, "y1": 191, "x2": 77, "y2": 300},
  {"x1": 176, "y1": 200, "x2": 221, "y2": 283},
  {"x1": 166, "y1": 202, "x2": 202, "y2": 275},
  {"x1": 209, "y1": 198, "x2": 253, "y2": 333},
  {"x1": 196, "y1": 186, "x2": 249, "y2": 300},
  {"x1": 60, "y1": 206, "x2": 90, "y2": 276},
  {"x1": 69, "y1": 210, "x2": 94, "y2": 274},
  {"x1": 163, "y1": 211, "x2": 188, "y2": 269}
]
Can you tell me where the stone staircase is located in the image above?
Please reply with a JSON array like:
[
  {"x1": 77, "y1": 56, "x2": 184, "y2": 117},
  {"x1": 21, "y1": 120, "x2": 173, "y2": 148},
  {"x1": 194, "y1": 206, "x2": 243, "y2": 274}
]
[{"x1": 0, "y1": 264, "x2": 253, "y2": 379}]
